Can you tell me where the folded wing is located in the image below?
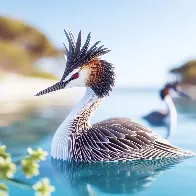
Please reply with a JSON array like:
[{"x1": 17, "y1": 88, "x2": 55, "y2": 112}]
[{"x1": 74, "y1": 118, "x2": 194, "y2": 162}]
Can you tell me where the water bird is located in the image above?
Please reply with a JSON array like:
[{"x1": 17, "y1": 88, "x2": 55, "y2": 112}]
[
  {"x1": 35, "y1": 30, "x2": 195, "y2": 162},
  {"x1": 142, "y1": 79, "x2": 191, "y2": 138}
]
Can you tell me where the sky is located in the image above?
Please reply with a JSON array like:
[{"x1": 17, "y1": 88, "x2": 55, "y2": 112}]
[{"x1": 1, "y1": 0, "x2": 196, "y2": 87}]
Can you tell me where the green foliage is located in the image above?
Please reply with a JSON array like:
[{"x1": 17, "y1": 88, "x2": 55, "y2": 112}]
[
  {"x1": 0, "y1": 41, "x2": 32, "y2": 74},
  {"x1": 0, "y1": 16, "x2": 61, "y2": 80},
  {"x1": 26, "y1": 70, "x2": 57, "y2": 80},
  {"x1": 0, "y1": 184, "x2": 8, "y2": 196},
  {"x1": 0, "y1": 146, "x2": 10, "y2": 160},
  {"x1": 0, "y1": 42, "x2": 57, "y2": 79},
  {"x1": 0, "y1": 157, "x2": 16, "y2": 178},
  {"x1": 0, "y1": 16, "x2": 27, "y2": 39},
  {"x1": 0, "y1": 145, "x2": 55, "y2": 196},
  {"x1": 170, "y1": 60, "x2": 196, "y2": 85},
  {"x1": 21, "y1": 148, "x2": 48, "y2": 179},
  {"x1": 0, "y1": 16, "x2": 59, "y2": 58},
  {"x1": 21, "y1": 159, "x2": 39, "y2": 179},
  {"x1": 33, "y1": 178, "x2": 55, "y2": 196},
  {"x1": 0, "y1": 187, "x2": 8, "y2": 196},
  {"x1": 0, "y1": 184, "x2": 7, "y2": 191}
]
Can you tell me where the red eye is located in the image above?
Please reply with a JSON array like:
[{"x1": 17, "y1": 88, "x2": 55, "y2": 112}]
[{"x1": 72, "y1": 72, "x2": 79, "y2": 80}]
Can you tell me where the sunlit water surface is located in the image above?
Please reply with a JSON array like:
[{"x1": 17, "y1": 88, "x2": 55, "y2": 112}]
[{"x1": 1, "y1": 88, "x2": 196, "y2": 196}]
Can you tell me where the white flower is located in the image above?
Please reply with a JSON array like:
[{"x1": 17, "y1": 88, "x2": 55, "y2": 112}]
[
  {"x1": 0, "y1": 157, "x2": 16, "y2": 178},
  {"x1": 0, "y1": 183, "x2": 8, "y2": 196},
  {"x1": 33, "y1": 178, "x2": 55, "y2": 196},
  {"x1": 0, "y1": 145, "x2": 10, "y2": 160},
  {"x1": 21, "y1": 159, "x2": 39, "y2": 178},
  {"x1": 0, "y1": 190, "x2": 8, "y2": 196},
  {"x1": 27, "y1": 148, "x2": 48, "y2": 161}
]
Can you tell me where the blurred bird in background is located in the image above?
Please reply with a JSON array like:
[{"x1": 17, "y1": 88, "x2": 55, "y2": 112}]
[{"x1": 142, "y1": 78, "x2": 191, "y2": 139}]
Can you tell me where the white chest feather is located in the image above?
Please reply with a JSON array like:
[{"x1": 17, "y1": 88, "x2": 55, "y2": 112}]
[
  {"x1": 51, "y1": 88, "x2": 101, "y2": 160},
  {"x1": 164, "y1": 95, "x2": 177, "y2": 138}
]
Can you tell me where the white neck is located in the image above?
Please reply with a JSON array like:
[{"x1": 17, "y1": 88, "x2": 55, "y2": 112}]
[
  {"x1": 164, "y1": 95, "x2": 177, "y2": 139},
  {"x1": 51, "y1": 87, "x2": 103, "y2": 160},
  {"x1": 66, "y1": 87, "x2": 102, "y2": 123}
]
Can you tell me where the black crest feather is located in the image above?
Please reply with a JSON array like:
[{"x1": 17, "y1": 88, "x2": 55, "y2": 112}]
[
  {"x1": 61, "y1": 30, "x2": 111, "y2": 82},
  {"x1": 165, "y1": 76, "x2": 181, "y2": 89}
]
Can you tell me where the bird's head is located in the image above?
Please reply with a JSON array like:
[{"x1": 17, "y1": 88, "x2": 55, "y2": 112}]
[
  {"x1": 35, "y1": 30, "x2": 115, "y2": 98},
  {"x1": 160, "y1": 77, "x2": 191, "y2": 100}
]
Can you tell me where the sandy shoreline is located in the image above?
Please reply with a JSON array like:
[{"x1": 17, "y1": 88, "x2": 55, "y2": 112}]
[
  {"x1": 1, "y1": 73, "x2": 196, "y2": 115},
  {"x1": 0, "y1": 73, "x2": 85, "y2": 114}
]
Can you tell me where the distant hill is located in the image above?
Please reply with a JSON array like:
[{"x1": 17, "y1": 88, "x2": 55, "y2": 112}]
[
  {"x1": 0, "y1": 16, "x2": 62, "y2": 79},
  {"x1": 170, "y1": 60, "x2": 196, "y2": 85}
]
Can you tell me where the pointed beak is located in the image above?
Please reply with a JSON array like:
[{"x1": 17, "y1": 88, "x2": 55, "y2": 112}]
[
  {"x1": 178, "y1": 90, "x2": 191, "y2": 100},
  {"x1": 35, "y1": 79, "x2": 70, "y2": 96}
]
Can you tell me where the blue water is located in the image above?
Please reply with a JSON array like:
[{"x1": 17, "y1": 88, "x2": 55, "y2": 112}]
[{"x1": 1, "y1": 88, "x2": 196, "y2": 196}]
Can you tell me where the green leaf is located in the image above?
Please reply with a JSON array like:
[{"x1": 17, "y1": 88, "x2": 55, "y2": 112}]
[{"x1": 0, "y1": 184, "x2": 7, "y2": 191}]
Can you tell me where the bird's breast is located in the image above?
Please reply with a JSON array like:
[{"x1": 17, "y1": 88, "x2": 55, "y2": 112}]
[{"x1": 51, "y1": 120, "x2": 73, "y2": 160}]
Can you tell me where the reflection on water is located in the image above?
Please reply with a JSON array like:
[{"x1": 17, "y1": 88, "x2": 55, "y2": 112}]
[
  {"x1": 0, "y1": 105, "x2": 71, "y2": 158},
  {"x1": 51, "y1": 157, "x2": 185, "y2": 196},
  {"x1": 174, "y1": 98, "x2": 196, "y2": 118},
  {"x1": 1, "y1": 88, "x2": 196, "y2": 196},
  {"x1": 143, "y1": 97, "x2": 196, "y2": 141}
]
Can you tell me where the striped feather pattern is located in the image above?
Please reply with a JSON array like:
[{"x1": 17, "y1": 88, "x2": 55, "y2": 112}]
[
  {"x1": 61, "y1": 30, "x2": 110, "y2": 82},
  {"x1": 50, "y1": 87, "x2": 195, "y2": 162},
  {"x1": 35, "y1": 81, "x2": 69, "y2": 96},
  {"x1": 53, "y1": 117, "x2": 194, "y2": 162}
]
